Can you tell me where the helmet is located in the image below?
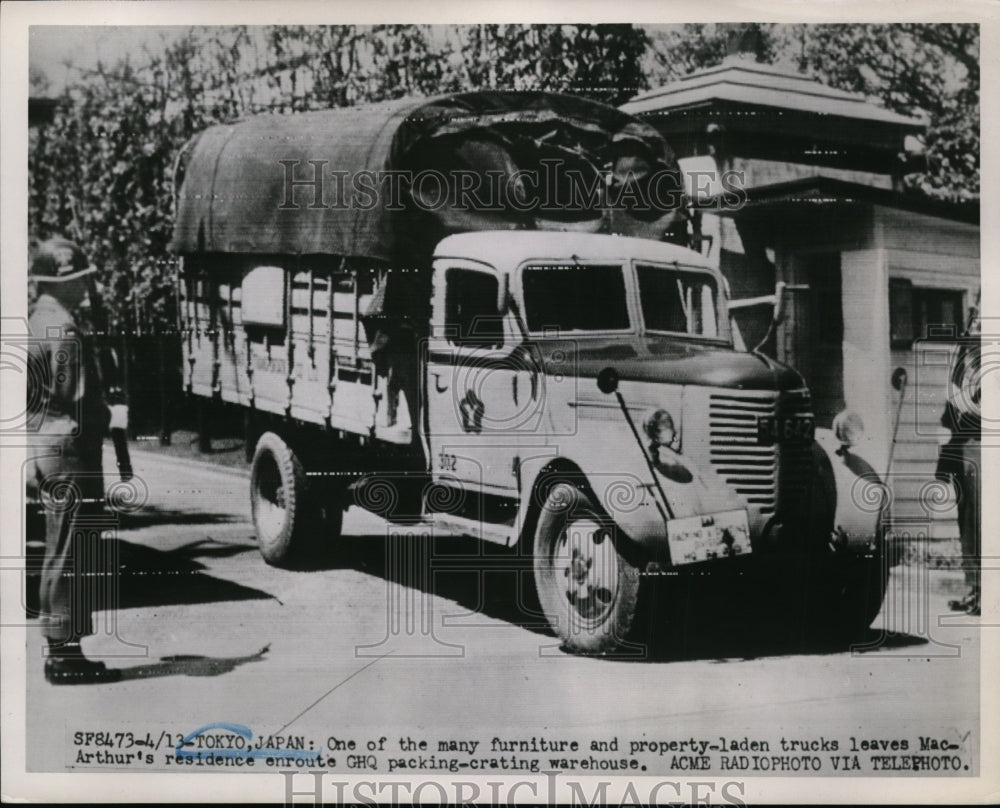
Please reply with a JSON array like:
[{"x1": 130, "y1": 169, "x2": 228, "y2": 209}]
[{"x1": 30, "y1": 237, "x2": 95, "y2": 282}]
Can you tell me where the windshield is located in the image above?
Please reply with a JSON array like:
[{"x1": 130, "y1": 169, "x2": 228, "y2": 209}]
[
  {"x1": 522, "y1": 264, "x2": 630, "y2": 333},
  {"x1": 636, "y1": 263, "x2": 719, "y2": 338}
]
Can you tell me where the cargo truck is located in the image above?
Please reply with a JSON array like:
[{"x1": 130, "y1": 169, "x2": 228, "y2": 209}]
[{"x1": 172, "y1": 92, "x2": 887, "y2": 654}]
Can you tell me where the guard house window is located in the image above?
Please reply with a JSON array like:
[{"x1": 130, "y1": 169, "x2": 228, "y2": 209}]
[
  {"x1": 522, "y1": 264, "x2": 629, "y2": 333},
  {"x1": 445, "y1": 268, "x2": 503, "y2": 349},
  {"x1": 890, "y1": 278, "x2": 965, "y2": 347}
]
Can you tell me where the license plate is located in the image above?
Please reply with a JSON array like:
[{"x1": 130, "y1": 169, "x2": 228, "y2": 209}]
[
  {"x1": 666, "y1": 509, "x2": 751, "y2": 566},
  {"x1": 757, "y1": 414, "x2": 815, "y2": 444}
]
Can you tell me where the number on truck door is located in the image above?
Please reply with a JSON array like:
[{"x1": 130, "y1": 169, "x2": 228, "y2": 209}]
[{"x1": 427, "y1": 265, "x2": 537, "y2": 496}]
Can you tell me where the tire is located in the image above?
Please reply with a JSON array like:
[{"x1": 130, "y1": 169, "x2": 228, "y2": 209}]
[
  {"x1": 250, "y1": 431, "x2": 318, "y2": 566},
  {"x1": 533, "y1": 482, "x2": 641, "y2": 654}
]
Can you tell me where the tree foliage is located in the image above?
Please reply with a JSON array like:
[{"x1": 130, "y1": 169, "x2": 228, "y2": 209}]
[
  {"x1": 29, "y1": 24, "x2": 650, "y2": 336},
  {"x1": 460, "y1": 25, "x2": 647, "y2": 105},
  {"x1": 647, "y1": 23, "x2": 979, "y2": 202},
  {"x1": 29, "y1": 29, "x2": 262, "y2": 331},
  {"x1": 790, "y1": 24, "x2": 979, "y2": 202},
  {"x1": 30, "y1": 22, "x2": 978, "y2": 339}
]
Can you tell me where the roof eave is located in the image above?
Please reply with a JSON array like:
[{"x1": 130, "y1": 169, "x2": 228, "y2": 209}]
[
  {"x1": 706, "y1": 176, "x2": 978, "y2": 226},
  {"x1": 623, "y1": 91, "x2": 924, "y2": 130}
]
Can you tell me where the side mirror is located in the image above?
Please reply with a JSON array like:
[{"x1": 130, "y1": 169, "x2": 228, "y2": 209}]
[
  {"x1": 597, "y1": 366, "x2": 619, "y2": 395},
  {"x1": 772, "y1": 281, "x2": 787, "y2": 324}
]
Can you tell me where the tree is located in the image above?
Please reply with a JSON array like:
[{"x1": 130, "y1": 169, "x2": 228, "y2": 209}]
[
  {"x1": 28, "y1": 24, "x2": 652, "y2": 434},
  {"x1": 31, "y1": 32, "x2": 218, "y2": 333},
  {"x1": 30, "y1": 65, "x2": 51, "y2": 95},
  {"x1": 29, "y1": 22, "x2": 978, "y2": 331},
  {"x1": 460, "y1": 24, "x2": 648, "y2": 106},
  {"x1": 788, "y1": 24, "x2": 979, "y2": 202},
  {"x1": 646, "y1": 22, "x2": 779, "y2": 83},
  {"x1": 646, "y1": 23, "x2": 979, "y2": 203},
  {"x1": 30, "y1": 23, "x2": 653, "y2": 319}
]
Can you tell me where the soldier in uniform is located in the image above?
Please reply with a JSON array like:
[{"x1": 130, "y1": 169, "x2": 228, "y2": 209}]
[
  {"x1": 936, "y1": 294, "x2": 981, "y2": 617},
  {"x1": 28, "y1": 237, "x2": 125, "y2": 683}
]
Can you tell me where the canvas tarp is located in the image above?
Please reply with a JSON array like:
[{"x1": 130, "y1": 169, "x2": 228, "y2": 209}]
[{"x1": 170, "y1": 91, "x2": 687, "y2": 265}]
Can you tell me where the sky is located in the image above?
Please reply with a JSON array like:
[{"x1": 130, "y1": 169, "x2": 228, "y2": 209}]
[{"x1": 30, "y1": 26, "x2": 190, "y2": 92}]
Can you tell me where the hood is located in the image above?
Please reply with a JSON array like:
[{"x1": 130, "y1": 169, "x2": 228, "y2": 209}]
[{"x1": 533, "y1": 336, "x2": 805, "y2": 391}]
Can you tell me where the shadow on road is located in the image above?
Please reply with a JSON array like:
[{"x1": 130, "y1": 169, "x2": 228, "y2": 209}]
[
  {"x1": 114, "y1": 538, "x2": 271, "y2": 610},
  {"x1": 25, "y1": 529, "x2": 260, "y2": 619},
  {"x1": 52, "y1": 538, "x2": 274, "y2": 612},
  {"x1": 293, "y1": 532, "x2": 553, "y2": 638},
  {"x1": 163, "y1": 538, "x2": 257, "y2": 560},
  {"x1": 611, "y1": 574, "x2": 931, "y2": 664},
  {"x1": 278, "y1": 531, "x2": 929, "y2": 662},
  {"x1": 115, "y1": 506, "x2": 242, "y2": 529},
  {"x1": 114, "y1": 645, "x2": 270, "y2": 682}
]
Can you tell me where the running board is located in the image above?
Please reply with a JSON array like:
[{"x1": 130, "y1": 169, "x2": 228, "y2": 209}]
[{"x1": 427, "y1": 513, "x2": 515, "y2": 547}]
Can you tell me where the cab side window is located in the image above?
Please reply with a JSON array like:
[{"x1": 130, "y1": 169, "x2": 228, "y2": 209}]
[{"x1": 445, "y1": 268, "x2": 503, "y2": 349}]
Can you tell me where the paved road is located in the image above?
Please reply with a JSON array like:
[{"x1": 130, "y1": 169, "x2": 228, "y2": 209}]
[{"x1": 25, "y1": 447, "x2": 982, "y2": 782}]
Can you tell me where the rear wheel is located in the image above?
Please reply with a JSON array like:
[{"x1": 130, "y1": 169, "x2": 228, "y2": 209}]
[
  {"x1": 250, "y1": 431, "x2": 337, "y2": 566},
  {"x1": 533, "y1": 482, "x2": 641, "y2": 654}
]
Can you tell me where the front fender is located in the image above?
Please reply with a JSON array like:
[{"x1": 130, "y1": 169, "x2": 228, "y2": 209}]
[
  {"x1": 814, "y1": 428, "x2": 885, "y2": 551},
  {"x1": 514, "y1": 436, "x2": 742, "y2": 553}
]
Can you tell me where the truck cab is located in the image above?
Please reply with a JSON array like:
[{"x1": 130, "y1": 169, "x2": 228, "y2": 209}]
[
  {"x1": 426, "y1": 231, "x2": 800, "y2": 543},
  {"x1": 416, "y1": 231, "x2": 883, "y2": 652}
]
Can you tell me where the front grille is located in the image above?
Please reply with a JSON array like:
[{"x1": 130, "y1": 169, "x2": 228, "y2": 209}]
[
  {"x1": 708, "y1": 390, "x2": 813, "y2": 518},
  {"x1": 709, "y1": 391, "x2": 779, "y2": 515}
]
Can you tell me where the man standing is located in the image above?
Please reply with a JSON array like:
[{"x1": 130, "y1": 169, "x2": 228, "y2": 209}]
[
  {"x1": 28, "y1": 237, "x2": 123, "y2": 683},
  {"x1": 937, "y1": 294, "x2": 981, "y2": 617}
]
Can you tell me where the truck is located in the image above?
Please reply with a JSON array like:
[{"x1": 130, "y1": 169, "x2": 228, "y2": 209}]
[{"x1": 172, "y1": 91, "x2": 887, "y2": 654}]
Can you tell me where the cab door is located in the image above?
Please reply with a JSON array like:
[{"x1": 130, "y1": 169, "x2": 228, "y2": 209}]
[{"x1": 425, "y1": 262, "x2": 541, "y2": 497}]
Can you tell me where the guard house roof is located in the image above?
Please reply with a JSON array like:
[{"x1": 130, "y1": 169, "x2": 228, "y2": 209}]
[
  {"x1": 622, "y1": 56, "x2": 925, "y2": 160},
  {"x1": 711, "y1": 175, "x2": 979, "y2": 226}
]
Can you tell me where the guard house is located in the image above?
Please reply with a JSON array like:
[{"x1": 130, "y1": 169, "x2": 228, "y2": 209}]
[{"x1": 623, "y1": 56, "x2": 980, "y2": 537}]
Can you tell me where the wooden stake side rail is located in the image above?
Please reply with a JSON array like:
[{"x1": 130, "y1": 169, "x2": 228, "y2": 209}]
[{"x1": 178, "y1": 259, "x2": 405, "y2": 443}]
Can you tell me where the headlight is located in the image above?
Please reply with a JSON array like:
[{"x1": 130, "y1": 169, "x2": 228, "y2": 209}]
[
  {"x1": 644, "y1": 408, "x2": 680, "y2": 452},
  {"x1": 833, "y1": 409, "x2": 865, "y2": 448}
]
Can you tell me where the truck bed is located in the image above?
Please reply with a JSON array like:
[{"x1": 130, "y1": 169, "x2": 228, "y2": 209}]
[{"x1": 178, "y1": 256, "x2": 412, "y2": 444}]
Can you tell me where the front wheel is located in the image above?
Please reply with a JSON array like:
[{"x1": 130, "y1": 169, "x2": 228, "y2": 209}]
[{"x1": 533, "y1": 482, "x2": 641, "y2": 654}]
